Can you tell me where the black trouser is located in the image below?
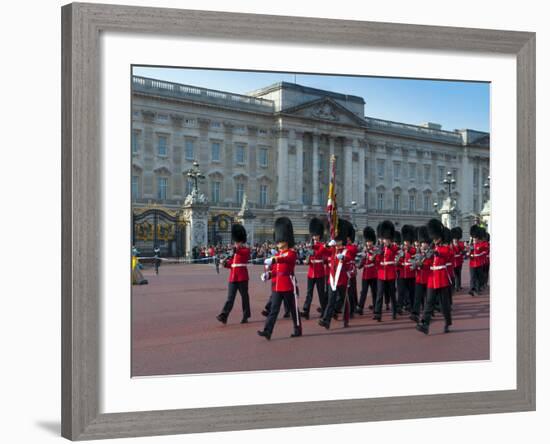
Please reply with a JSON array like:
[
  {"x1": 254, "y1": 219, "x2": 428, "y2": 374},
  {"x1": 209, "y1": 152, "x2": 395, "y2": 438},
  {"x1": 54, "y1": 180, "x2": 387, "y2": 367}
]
[
  {"x1": 264, "y1": 291, "x2": 301, "y2": 335},
  {"x1": 375, "y1": 279, "x2": 397, "y2": 318},
  {"x1": 322, "y1": 285, "x2": 346, "y2": 326},
  {"x1": 358, "y1": 278, "x2": 377, "y2": 311},
  {"x1": 265, "y1": 293, "x2": 290, "y2": 316},
  {"x1": 397, "y1": 277, "x2": 415, "y2": 310},
  {"x1": 481, "y1": 263, "x2": 490, "y2": 288},
  {"x1": 470, "y1": 266, "x2": 483, "y2": 293},
  {"x1": 454, "y1": 265, "x2": 462, "y2": 291},
  {"x1": 348, "y1": 276, "x2": 358, "y2": 317},
  {"x1": 422, "y1": 286, "x2": 452, "y2": 327},
  {"x1": 222, "y1": 281, "x2": 250, "y2": 319},
  {"x1": 303, "y1": 277, "x2": 327, "y2": 314},
  {"x1": 412, "y1": 283, "x2": 427, "y2": 317}
]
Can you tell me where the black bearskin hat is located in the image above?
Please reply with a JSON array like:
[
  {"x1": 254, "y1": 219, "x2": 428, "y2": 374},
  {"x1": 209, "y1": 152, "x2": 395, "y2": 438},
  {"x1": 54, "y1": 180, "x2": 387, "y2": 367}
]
[
  {"x1": 347, "y1": 223, "x2": 356, "y2": 242},
  {"x1": 309, "y1": 217, "x2": 324, "y2": 238},
  {"x1": 231, "y1": 223, "x2": 247, "y2": 243},
  {"x1": 478, "y1": 226, "x2": 487, "y2": 240},
  {"x1": 427, "y1": 218, "x2": 444, "y2": 241},
  {"x1": 401, "y1": 224, "x2": 416, "y2": 243},
  {"x1": 393, "y1": 230, "x2": 402, "y2": 244},
  {"x1": 442, "y1": 226, "x2": 452, "y2": 244},
  {"x1": 450, "y1": 226, "x2": 463, "y2": 240},
  {"x1": 274, "y1": 217, "x2": 295, "y2": 247},
  {"x1": 363, "y1": 226, "x2": 376, "y2": 243},
  {"x1": 470, "y1": 224, "x2": 481, "y2": 238},
  {"x1": 379, "y1": 220, "x2": 395, "y2": 240},
  {"x1": 335, "y1": 219, "x2": 352, "y2": 244},
  {"x1": 417, "y1": 226, "x2": 430, "y2": 244}
]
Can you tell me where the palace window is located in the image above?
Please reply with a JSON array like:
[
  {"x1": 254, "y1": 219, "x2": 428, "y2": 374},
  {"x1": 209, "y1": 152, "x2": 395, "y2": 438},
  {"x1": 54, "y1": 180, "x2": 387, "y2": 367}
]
[
  {"x1": 409, "y1": 194, "x2": 416, "y2": 212},
  {"x1": 259, "y1": 148, "x2": 268, "y2": 167},
  {"x1": 364, "y1": 158, "x2": 368, "y2": 177},
  {"x1": 377, "y1": 192, "x2": 384, "y2": 210},
  {"x1": 211, "y1": 181, "x2": 220, "y2": 203},
  {"x1": 132, "y1": 131, "x2": 139, "y2": 154},
  {"x1": 185, "y1": 139, "x2": 195, "y2": 160},
  {"x1": 438, "y1": 166, "x2": 445, "y2": 184},
  {"x1": 157, "y1": 177, "x2": 168, "y2": 200},
  {"x1": 157, "y1": 114, "x2": 168, "y2": 122},
  {"x1": 473, "y1": 167, "x2": 479, "y2": 188},
  {"x1": 259, "y1": 184, "x2": 268, "y2": 207},
  {"x1": 236, "y1": 182, "x2": 245, "y2": 204},
  {"x1": 393, "y1": 193, "x2": 401, "y2": 211},
  {"x1": 211, "y1": 142, "x2": 221, "y2": 162},
  {"x1": 473, "y1": 195, "x2": 479, "y2": 212},
  {"x1": 424, "y1": 164, "x2": 431, "y2": 183},
  {"x1": 423, "y1": 194, "x2": 431, "y2": 211},
  {"x1": 235, "y1": 145, "x2": 246, "y2": 164},
  {"x1": 393, "y1": 161, "x2": 401, "y2": 181},
  {"x1": 157, "y1": 135, "x2": 167, "y2": 157},
  {"x1": 409, "y1": 162, "x2": 416, "y2": 181},
  {"x1": 377, "y1": 159, "x2": 385, "y2": 179},
  {"x1": 131, "y1": 176, "x2": 140, "y2": 200}
]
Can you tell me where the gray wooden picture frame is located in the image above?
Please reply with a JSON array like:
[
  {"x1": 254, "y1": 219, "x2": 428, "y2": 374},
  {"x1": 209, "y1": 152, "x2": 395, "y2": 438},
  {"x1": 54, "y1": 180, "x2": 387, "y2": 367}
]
[{"x1": 61, "y1": 2, "x2": 536, "y2": 440}]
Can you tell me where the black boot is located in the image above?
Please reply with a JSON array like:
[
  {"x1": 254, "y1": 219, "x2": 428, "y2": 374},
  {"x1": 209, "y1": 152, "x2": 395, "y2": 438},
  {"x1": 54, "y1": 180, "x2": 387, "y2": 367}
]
[
  {"x1": 257, "y1": 330, "x2": 271, "y2": 340},
  {"x1": 444, "y1": 324, "x2": 451, "y2": 333},
  {"x1": 240, "y1": 317, "x2": 249, "y2": 324},
  {"x1": 318, "y1": 319, "x2": 330, "y2": 330},
  {"x1": 416, "y1": 322, "x2": 429, "y2": 335},
  {"x1": 283, "y1": 311, "x2": 291, "y2": 318},
  {"x1": 300, "y1": 310, "x2": 310, "y2": 320},
  {"x1": 291, "y1": 328, "x2": 302, "y2": 338},
  {"x1": 216, "y1": 314, "x2": 227, "y2": 324},
  {"x1": 261, "y1": 309, "x2": 269, "y2": 317}
]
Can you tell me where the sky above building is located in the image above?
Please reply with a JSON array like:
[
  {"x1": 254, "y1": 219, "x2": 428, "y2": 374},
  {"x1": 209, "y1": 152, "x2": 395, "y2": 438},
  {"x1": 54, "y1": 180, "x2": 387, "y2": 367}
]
[{"x1": 133, "y1": 66, "x2": 490, "y2": 133}]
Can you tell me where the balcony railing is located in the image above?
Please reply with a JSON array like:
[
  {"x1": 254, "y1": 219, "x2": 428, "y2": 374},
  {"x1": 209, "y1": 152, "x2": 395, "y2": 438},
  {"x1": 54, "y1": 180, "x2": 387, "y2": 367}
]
[
  {"x1": 365, "y1": 117, "x2": 464, "y2": 145},
  {"x1": 132, "y1": 76, "x2": 275, "y2": 113}
]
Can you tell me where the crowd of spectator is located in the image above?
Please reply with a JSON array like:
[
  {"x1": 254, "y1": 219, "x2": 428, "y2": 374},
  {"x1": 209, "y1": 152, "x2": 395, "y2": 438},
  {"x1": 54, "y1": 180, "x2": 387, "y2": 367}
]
[{"x1": 191, "y1": 241, "x2": 313, "y2": 264}]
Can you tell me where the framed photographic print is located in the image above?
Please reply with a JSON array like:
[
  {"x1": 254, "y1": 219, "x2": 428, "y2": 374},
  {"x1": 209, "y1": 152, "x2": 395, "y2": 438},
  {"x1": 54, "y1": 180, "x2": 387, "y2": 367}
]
[{"x1": 61, "y1": 2, "x2": 535, "y2": 440}]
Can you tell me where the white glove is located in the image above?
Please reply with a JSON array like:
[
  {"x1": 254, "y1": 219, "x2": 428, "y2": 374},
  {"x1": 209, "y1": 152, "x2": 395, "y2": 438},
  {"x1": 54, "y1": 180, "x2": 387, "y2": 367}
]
[
  {"x1": 264, "y1": 258, "x2": 273, "y2": 266},
  {"x1": 260, "y1": 272, "x2": 271, "y2": 281},
  {"x1": 270, "y1": 249, "x2": 278, "y2": 256},
  {"x1": 328, "y1": 239, "x2": 336, "y2": 247},
  {"x1": 336, "y1": 253, "x2": 345, "y2": 260}
]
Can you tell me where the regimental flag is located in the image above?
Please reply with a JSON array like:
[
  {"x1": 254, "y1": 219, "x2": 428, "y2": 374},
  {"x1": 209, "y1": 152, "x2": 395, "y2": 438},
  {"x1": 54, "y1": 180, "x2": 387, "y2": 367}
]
[{"x1": 326, "y1": 155, "x2": 338, "y2": 240}]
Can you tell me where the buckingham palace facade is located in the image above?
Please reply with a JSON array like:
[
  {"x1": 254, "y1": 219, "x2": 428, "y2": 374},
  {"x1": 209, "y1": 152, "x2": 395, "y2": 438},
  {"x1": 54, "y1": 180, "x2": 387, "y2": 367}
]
[{"x1": 131, "y1": 75, "x2": 490, "y2": 243}]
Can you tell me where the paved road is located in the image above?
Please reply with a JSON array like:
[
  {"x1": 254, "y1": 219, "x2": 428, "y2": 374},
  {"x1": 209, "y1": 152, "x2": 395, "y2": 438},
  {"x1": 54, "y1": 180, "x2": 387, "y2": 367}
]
[{"x1": 132, "y1": 263, "x2": 489, "y2": 376}]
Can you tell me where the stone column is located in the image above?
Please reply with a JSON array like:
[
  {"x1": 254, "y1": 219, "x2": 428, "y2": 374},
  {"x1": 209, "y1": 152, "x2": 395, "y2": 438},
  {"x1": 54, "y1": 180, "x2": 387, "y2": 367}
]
[
  {"x1": 295, "y1": 131, "x2": 304, "y2": 205},
  {"x1": 276, "y1": 129, "x2": 289, "y2": 209},
  {"x1": 182, "y1": 197, "x2": 209, "y2": 257},
  {"x1": 329, "y1": 135, "x2": 335, "y2": 182},
  {"x1": 312, "y1": 132, "x2": 320, "y2": 206},
  {"x1": 223, "y1": 122, "x2": 234, "y2": 204},
  {"x1": 358, "y1": 139, "x2": 366, "y2": 207},
  {"x1": 344, "y1": 137, "x2": 354, "y2": 208}
]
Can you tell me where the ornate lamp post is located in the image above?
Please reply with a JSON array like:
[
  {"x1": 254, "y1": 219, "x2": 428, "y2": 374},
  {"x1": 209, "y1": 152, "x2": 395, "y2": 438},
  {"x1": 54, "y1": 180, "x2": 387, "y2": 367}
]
[
  {"x1": 443, "y1": 170, "x2": 456, "y2": 197},
  {"x1": 182, "y1": 161, "x2": 209, "y2": 258},
  {"x1": 436, "y1": 171, "x2": 459, "y2": 228}
]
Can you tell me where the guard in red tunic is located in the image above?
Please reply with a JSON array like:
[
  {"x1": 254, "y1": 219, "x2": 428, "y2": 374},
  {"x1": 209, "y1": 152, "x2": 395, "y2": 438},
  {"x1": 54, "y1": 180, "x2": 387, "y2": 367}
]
[
  {"x1": 345, "y1": 226, "x2": 359, "y2": 318},
  {"x1": 480, "y1": 229, "x2": 490, "y2": 290},
  {"x1": 410, "y1": 226, "x2": 432, "y2": 322},
  {"x1": 373, "y1": 220, "x2": 400, "y2": 322},
  {"x1": 416, "y1": 219, "x2": 453, "y2": 334},
  {"x1": 257, "y1": 217, "x2": 301, "y2": 340},
  {"x1": 442, "y1": 226, "x2": 455, "y2": 304},
  {"x1": 356, "y1": 226, "x2": 378, "y2": 315},
  {"x1": 318, "y1": 219, "x2": 353, "y2": 329},
  {"x1": 300, "y1": 217, "x2": 328, "y2": 319},
  {"x1": 398, "y1": 225, "x2": 417, "y2": 312},
  {"x1": 468, "y1": 225, "x2": 489, "y2": 296},
  {"x1": 216, "y1": 224, "x2": 251, "y2": 324},
  {"x1": 451, "y1": 227, "x2": 465, "y2": 292}
]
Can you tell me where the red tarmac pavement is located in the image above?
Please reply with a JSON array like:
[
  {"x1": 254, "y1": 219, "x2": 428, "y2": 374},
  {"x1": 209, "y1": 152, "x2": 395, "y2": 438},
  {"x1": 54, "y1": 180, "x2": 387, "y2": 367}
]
[{"x1": 132, "y1": 263, "x2": 489, "y2": 376}]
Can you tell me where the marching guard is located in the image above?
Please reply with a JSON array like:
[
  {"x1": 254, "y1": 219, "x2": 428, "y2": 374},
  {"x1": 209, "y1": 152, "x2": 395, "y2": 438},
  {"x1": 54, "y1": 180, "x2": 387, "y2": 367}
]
[
  {"x1": 216, "y1": 224, "x2": 251, "y2": 325},
  {"x1": 451, "y1": 227, "x2": 465, "y2": 292},
  {"x1": 373, "y1": 220, "x2": 400, "y2": 321},
  {"x1": 257, "y1": 217, "x2": 302, "y2": 340},
  {"x1": 318, "y1": 219, "x2": 353, "y2": 329},
  {"x1": 301, "y1": 217, "x2": 329, "y2": 319},
  {"x1": 356, "y1": 226, "x2": 378, "y2": 315},
  {"x1": 398, "y1": 225, "x2": 417, "y2": 312},
  {"x1": 468, "y1": 225, "x2": 489, "y2": 296},
  {"x1": 416, "y1": 219, "x2": 453, "y2": 334},
  {"x1": 410, "y1": 225, "x2": 432, "y2": 323}
]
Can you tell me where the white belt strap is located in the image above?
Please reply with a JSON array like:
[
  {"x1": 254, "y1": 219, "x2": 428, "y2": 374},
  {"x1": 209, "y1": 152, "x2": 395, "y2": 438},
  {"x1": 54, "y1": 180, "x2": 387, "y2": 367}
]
[
  {"x1": 430, "y1": 265, "x2": 447, "y2": 270},
  {"x1": 310, "y1": 259, "x2": 324, "y2": 264},
  {"x1": 473, "y1": 252, "x2": 486, "y2": 257},
  {"x1": 365, "y1": 263, "x2": 375, "y2": 268},
  {"x1": 380, "y1": 261, "x2": 395, "y2": 266},
  {"x1": 231, "y1": 263, "x2": 248, "y2": 268}
]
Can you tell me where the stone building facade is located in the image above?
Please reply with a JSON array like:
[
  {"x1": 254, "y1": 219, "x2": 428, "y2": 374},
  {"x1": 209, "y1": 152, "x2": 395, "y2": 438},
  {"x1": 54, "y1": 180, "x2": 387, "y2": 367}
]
[{"x1": 131, "y1": 75, "x2": 490, "y2": 243}]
